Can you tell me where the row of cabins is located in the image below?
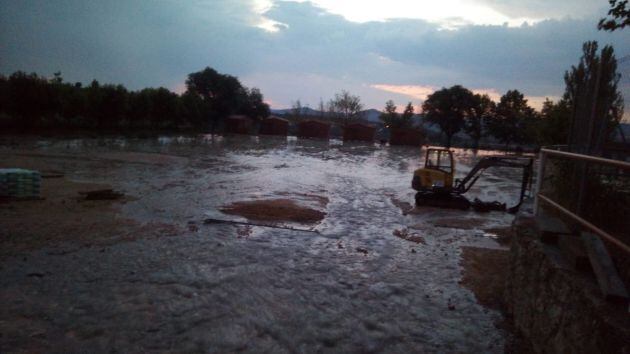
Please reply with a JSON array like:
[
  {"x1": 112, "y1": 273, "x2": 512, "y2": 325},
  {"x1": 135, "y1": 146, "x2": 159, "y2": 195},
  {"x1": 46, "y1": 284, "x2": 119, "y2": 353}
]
[{"x1": 225, "y1": 115, "x2": 424, "y2": 146}]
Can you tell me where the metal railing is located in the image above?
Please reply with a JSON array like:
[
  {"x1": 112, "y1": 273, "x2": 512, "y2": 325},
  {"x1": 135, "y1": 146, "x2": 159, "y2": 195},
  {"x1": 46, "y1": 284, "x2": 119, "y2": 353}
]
[{"x1": 534, "y1": 147, "x2": 630, "y2": 254}]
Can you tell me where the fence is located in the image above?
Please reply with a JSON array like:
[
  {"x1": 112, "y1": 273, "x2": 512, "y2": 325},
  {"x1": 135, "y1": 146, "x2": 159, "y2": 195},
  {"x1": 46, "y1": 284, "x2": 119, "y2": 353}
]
[{"x1": 534, "y1": 146, "x2": 630, "y2": 284}]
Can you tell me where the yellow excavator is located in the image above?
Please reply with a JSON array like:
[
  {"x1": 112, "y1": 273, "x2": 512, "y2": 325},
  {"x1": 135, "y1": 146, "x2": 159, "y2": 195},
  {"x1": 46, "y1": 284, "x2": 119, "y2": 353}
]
[{"x1": 412, "y1": 148, "x2": 533, "y2": 212}]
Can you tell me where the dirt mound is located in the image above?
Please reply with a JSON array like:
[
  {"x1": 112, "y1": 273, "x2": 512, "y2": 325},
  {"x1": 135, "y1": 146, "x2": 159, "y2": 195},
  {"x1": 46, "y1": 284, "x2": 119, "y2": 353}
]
[{"x1": 221, "y1": 199, "x2": 325, "y2": 224}]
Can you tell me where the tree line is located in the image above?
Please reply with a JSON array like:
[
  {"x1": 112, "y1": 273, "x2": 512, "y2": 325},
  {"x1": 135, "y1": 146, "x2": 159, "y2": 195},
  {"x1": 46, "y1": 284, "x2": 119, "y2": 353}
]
[
  {"x1": 0, "y1": 67, "x2": 270, "y2": 133},
  {"x1": 380, "y1": 40, "x2": 624, "y2": 150}
]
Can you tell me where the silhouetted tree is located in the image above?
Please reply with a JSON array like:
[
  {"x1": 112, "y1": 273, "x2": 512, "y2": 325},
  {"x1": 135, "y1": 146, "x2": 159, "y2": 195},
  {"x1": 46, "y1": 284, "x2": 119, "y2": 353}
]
[
  {"x1": 563, "y1": 41, "x2": 623, "y2": 153},
  {"x1": 465, "y1": 94, "x2": 495, "y2": 149},
  {"x1": 0, "y1": 67, "x2": 270, "y2": 133},
  {"x1": 291, "y1": 99, "x2": 304, "y2": 118},
  {"x1": 536, "y1": 98, "x2": 571, "y2": 146},
  {"x1": 485, "y1": 90, "x2": 536, "y2": 149},
  {"x1": 380, "y1": 101, "x2": 414, "y2": 129},
  {"x1": 598, "y1": 0, "x2": 629, "y2": 31},
  {"x1": 402, "y1": 102, "x2": 415, "y2": 122},
  {"x1": 422, "y1": 85, "x2": 476, "y2": 148},
  {"x1": 379, "y1": 100, "x2": 398, "y2": 126},
  {"x1": 185, "y1": 67, "x2": 243, "y2": 132},
  {"x1": 240, "y1": 88, "x2": 269, "y2": 120},
  {"x1": 330, "y1": 90, "x2": 363, "y2": 126}
]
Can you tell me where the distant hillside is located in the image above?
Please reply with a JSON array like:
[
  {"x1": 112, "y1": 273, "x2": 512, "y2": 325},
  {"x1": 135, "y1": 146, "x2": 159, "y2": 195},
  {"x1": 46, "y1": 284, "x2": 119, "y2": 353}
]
[
  {"x1": 270, "y1": 107, "x2": 379, "y2": 121},
  {"x1": 270, "y1": 107, "x2": 323, "y2": 117},
  {"x1": 269, "y1": 107, "x2": 433, "y2": 129}
]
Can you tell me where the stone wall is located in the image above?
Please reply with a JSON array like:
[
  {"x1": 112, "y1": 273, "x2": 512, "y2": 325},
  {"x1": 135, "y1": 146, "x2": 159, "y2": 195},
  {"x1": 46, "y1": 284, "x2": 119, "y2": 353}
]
[{"x1": 506, "y1": 211, "x2": 630, "y2": 353}]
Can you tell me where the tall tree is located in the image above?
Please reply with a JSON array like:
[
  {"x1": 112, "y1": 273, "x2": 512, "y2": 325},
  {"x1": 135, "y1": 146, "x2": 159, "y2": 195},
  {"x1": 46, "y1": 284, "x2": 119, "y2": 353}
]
[
  {"x1": 422, "y1": 85, "x2": 475, "y2": 148},
  {"x1": 598, "y1": 0, "x2": 629, "y2": 31},
  {"x1": 401, "y1": 102, "x2": 415, "y2": 123},
  {"x1": 537, "y1": 98, "x2": 571, "y2": 146},
  {"x1": 379, "y1": 100, "x2": 398, "y2": 127},
  {"x1": 185, "y1": 67, "x2": 243, "y2": 132},
  {"x1": 330, "y1": 90, "x2": 363, "y2": 125},
  {"x1": 465, "y1": 94, "x2": 495, "y2": 149},
  {"x1": 240, "y1": 87, "x2": 269, "y2": 120},
  {"x1": 291, "y1": 99, "x2": 303, "y2": 118},
  {"x1": 563, "y1": 41, "x2": 624, "y2": 153},
  {"x1": 485, "y1": 90, "x2": 536, "y2": 149}
]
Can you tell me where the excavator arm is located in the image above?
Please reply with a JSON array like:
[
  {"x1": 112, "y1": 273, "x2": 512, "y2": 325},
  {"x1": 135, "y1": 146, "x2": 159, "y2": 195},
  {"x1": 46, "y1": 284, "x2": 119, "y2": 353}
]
[{"x1": 454, "y1": 156, "x2": 533, "y2": 212}]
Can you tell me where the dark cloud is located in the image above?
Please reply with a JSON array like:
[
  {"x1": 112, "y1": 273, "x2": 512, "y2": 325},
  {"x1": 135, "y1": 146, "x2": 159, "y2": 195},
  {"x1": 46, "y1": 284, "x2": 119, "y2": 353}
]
[
  {"x1": 1, "y1": 0, "x2": 629, "y2": 110},
  {"x1": 472, "y1": 0, "x2": 606, "y2": 20}
]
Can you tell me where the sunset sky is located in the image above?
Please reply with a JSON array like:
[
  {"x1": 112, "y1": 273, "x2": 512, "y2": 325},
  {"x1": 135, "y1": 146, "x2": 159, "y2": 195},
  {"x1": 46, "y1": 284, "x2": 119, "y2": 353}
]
[{"x1": 1, "y1": 0, "x2": 628, "y2": 112}]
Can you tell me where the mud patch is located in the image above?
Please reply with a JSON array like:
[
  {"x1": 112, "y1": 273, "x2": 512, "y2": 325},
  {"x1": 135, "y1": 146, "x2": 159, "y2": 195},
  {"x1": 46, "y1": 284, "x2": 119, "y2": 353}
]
[
  {"x1": 0, "y1": 177, "x2": 179, "y2": 259},
  {"x1": 431, "y1": 217, "x2": 487, "y2": 230},
  {"x1": 459, "y1": 246, "x2": 509, "y2": 311},
  {"x1": 220, "y1": 199, "x2": 326, "y2": 224}
]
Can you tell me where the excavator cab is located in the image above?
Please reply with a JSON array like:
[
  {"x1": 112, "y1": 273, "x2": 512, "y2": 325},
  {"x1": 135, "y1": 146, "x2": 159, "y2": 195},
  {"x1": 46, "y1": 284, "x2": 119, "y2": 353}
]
[{"x1": 412, "y1": 148, "x2": 455, "y2": 192}]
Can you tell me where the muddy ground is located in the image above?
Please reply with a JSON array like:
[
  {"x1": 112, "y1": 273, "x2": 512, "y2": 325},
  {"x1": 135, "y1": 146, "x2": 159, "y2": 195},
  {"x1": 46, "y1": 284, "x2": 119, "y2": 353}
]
[{"x1": 0, "y1": 136, "x2": 527, "y2": 353}]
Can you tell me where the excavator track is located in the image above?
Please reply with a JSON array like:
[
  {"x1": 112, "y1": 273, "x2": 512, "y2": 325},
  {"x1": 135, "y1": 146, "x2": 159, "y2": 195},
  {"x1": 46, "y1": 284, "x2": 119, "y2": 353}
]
[{"x1": 414, "y1": 190, "x2": 471, "y2": 210}]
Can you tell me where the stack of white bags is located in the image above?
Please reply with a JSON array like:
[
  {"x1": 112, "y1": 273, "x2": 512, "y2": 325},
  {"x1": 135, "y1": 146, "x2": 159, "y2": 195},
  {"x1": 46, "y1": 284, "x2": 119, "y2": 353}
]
[{"x1": 0, "y1": 168, "x2": 41, "y2": 198}]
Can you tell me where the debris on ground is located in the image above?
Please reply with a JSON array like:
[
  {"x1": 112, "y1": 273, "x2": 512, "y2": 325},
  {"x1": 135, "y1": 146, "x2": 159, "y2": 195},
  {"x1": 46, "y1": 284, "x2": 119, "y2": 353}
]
[
  {"x1": 356, "y1": 247, "x2": 369, "y2": 255},
  {"x1": 0, "y1": 168, "x2": 41, "y2": 199},
  {"x1": 220, "y1": 198, "x2": 325, "y2": 224},
  {"x1": 389, "y1": 197, "x2": 414, "y2": 215},
  {"x1": 79, "y1": 189, "x2": 125, "y2": 200},
  {"x1": 203, "y1": 218, "x2": 319, "y2": 233},
  {"x1": 236, "y1": 225, "x2": 253, "y2": 238},
  {"x1": 393, "y1": 228, "x2": 426, "y2": 244},
  {"x1": 471, "y1": 198, "x2": 506, "y2": 212}
]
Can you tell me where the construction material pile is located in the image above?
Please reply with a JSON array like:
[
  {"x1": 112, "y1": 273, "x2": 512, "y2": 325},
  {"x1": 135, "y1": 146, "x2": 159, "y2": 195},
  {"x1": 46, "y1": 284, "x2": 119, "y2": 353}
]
[{"x1": 0, "y1": 168, "x2": 41, "y2": 199}]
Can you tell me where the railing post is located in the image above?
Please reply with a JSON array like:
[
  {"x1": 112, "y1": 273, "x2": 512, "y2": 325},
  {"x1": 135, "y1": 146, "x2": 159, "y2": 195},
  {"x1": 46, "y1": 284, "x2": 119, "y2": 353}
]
[{"x1": 534, "y1": 150, "x2": 546, "y2": 216}]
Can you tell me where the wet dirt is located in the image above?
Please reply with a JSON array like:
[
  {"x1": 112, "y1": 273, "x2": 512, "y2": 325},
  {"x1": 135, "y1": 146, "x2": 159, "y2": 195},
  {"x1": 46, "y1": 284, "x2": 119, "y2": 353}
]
[
  {"x1": 458, "y1": 247, "x2": 509, "y2": 311},
  {"x1": 482, "y1": 227, "x2": 514, "y2": 246},
  {"x1": 430, "y1": 217, "x2": 488, "y2": 230},
  {"x1": 221, "y1": 199, "x2": 326, "y2": 224},
  {"x1": 0, "y1": 136, "x2": 532, "y2": 353}
]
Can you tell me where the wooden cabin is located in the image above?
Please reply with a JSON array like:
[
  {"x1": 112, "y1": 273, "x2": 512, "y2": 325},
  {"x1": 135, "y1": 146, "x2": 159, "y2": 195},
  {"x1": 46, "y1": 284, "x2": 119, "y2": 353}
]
[
  {"x1": 225, "y1": 115, "x2": 252, "y2": 135},
  {"x1": 389, "y1": 128, "x2": 425, "y2": 146},
  {"x1": 343, "y1": 123, "x2": 376, "y2": 142},
  {"x1": 259, "y1": 116, "x2": 289, "y2": 136},
  {"x1": 297, "y1": 120, "x2": 330, "y2": 140}
]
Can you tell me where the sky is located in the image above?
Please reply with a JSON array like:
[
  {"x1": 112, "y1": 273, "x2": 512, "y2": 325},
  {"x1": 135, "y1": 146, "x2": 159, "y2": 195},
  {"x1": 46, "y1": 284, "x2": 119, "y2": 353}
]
[{"x1": 1, "y1": 0, "x2": 629, "y2": 114}]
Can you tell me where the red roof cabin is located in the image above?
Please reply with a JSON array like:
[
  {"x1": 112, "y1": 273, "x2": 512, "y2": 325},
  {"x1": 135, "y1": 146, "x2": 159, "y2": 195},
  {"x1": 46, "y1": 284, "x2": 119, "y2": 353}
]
[
  {"x1": 259, "y1": 116, "x2": 289, "y2": 136},
  {"x1": 389, "y1": 128, "x2": 425, "y2": 146},
  {"x1": 343, "y1": 123, "x2": 376, "y2": 142},
  {"x1": 297, "y1": 120, "x2": 330, "y2": 140},
  {"x1": 225, "y1": 115, "x2": 253, "y2": 135}
]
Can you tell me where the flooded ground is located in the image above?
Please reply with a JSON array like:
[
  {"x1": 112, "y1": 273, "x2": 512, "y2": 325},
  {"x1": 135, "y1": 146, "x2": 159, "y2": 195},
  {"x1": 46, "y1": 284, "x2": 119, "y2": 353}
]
[{"x1": 0, "y1": 135, "x2": 530, "y2": 353}]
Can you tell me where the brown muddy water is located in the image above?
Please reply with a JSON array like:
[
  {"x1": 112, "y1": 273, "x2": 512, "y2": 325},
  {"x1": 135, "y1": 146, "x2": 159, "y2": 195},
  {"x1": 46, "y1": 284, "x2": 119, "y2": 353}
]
[{"x1": 0, "y1": 135, "x2": 530, "y2": 353}]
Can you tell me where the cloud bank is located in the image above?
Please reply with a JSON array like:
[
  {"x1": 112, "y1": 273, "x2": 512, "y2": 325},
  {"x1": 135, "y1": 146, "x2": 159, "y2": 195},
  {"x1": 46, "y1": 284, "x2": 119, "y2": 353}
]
[{"x1": 1, "y1": 0, "x2": 628, "y2": 112}]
